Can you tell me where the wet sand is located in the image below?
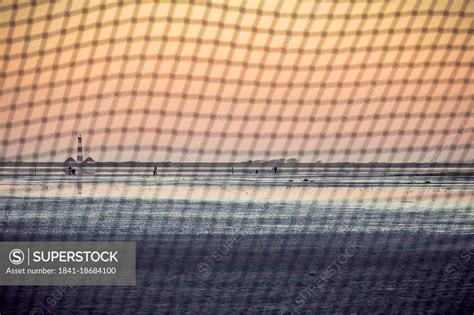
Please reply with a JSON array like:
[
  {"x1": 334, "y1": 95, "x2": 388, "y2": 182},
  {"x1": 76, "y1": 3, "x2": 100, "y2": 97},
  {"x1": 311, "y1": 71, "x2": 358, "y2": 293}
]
[
  {"x1": 0, "y1": 232, "x2": 473, "y2": 314},
  {"x1": 0, "y1": 174, "x2": 473, "y2": 313}
]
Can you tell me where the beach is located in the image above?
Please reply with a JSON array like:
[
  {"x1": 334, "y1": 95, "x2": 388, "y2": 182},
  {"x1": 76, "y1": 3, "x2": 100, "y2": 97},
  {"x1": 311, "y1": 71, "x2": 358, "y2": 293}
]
[{"x1": 0, "y1": 169, "x2": 473, "y2": 313}]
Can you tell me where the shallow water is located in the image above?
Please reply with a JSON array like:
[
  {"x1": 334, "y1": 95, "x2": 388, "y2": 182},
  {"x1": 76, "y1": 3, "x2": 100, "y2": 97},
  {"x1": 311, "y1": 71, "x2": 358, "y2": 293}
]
[{"x1": 0, "y1": 174, "x2": 473, "y2": 313}]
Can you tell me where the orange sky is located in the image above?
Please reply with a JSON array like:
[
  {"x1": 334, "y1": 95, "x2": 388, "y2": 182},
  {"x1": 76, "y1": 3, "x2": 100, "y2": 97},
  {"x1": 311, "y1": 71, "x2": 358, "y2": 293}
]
[{"x1": 0, "y1": 1, "x2": 472, "y2": 162}]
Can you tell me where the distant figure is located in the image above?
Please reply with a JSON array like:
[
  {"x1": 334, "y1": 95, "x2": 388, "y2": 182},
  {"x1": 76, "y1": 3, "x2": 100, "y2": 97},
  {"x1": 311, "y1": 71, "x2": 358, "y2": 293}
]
[
  {"x1": 67, "y1": 166, "x2": 76, "y2": 175},
  {"x1": 255, "y1": 170, "x2": 258, "y2": 174},
  {"x1": 231, "y1": 167, "x2": 234, "y2": 174},
  {"x1": 153, "y1": 166, "x2": 158, "y2": 176},
  {"x1": 273, "y1": 166, "x2": 278, "y2": 174}
]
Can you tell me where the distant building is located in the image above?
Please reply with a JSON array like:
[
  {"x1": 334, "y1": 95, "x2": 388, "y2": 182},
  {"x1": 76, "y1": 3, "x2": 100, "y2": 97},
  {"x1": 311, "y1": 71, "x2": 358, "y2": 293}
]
[
  {"x1": 269, "y1": 158, "x2": 286, "y2": 163},
  {"x1": 83, "y1": 157, "x2": 96, "y2": 163},
  {"x1": 64, "y1": 156, "x2": 76, "y2": 164},
  {"x1": 77, "y1": 135, "x2": 83, "y2": 163},
  {"x1": 65, "y1": 135, "x2": 96, "y2": 175},
  {"x1": 70, "y1": 135, "x2": 95, "y2": 164},
  {"x1": 82, "y1": 156, "x2": 96, "y2": 175}
]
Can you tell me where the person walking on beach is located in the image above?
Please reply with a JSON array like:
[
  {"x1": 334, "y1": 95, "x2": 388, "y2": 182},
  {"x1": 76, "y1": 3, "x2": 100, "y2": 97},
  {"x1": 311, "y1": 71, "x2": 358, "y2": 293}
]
[
  {"x1": 153, "y1": 166, "x2": 158, "y2": 176},
  {"x1": 273, "y1": 166, "x2": 278, "y2": 174}
]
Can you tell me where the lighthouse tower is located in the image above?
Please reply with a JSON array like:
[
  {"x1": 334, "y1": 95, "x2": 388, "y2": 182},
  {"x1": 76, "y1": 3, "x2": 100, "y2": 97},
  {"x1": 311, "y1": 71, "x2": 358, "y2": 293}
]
[{"x1": 77, "y1": 135, "x2": 83, "y2": 163}]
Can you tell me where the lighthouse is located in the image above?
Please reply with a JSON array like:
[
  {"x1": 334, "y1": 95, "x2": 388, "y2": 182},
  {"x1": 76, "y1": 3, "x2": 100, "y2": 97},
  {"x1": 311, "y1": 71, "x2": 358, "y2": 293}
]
[{"x1": 77, "y1": 134, "x2": 83, "y2": 163}]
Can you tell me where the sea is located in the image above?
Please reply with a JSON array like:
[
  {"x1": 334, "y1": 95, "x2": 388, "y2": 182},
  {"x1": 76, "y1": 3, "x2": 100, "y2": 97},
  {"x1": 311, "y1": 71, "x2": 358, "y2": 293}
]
[{"x1": 0, "y1": 166, "x2": 473, "y2": 313}]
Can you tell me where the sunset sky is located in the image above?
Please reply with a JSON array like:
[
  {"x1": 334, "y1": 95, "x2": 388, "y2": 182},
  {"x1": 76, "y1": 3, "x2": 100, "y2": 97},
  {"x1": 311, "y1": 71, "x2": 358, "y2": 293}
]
[{"x1": 0, "y1": 1, "x2": 472, "y2": 162}]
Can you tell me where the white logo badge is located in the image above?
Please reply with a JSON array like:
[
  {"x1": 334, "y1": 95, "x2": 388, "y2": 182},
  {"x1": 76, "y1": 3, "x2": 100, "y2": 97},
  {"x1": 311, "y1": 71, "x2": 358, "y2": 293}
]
[{"x1": 9, "y1": 249, "x2": 25, "y2": 265}]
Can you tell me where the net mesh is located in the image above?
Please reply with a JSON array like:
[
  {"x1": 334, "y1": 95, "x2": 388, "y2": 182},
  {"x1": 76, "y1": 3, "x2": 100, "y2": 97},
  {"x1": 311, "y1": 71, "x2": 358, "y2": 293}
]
[
  {"x1": 0, "y1": 0, "x2": 472, "y2": 163},
  {"x1": 0, "y1": 0, "x2": 473, "y2": 313}
]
